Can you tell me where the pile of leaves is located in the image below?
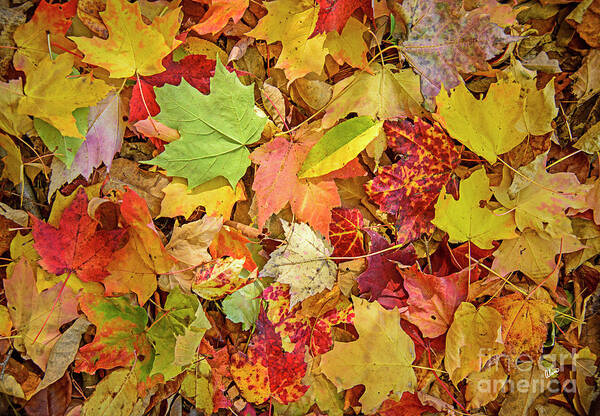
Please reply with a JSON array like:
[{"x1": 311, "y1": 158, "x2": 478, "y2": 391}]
[{"x1": 0, "y1": 0, "x2": 599, "y2": 414}]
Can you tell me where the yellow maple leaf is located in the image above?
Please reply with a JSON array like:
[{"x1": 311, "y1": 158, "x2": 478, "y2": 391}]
[
  {"x1": 321, "y1": 63, "x2": 424, "y2": 129},
  {"x1": 445, "y1": 302, "x2": 504, "y2": 386},
  {"x1": 432, "y1": 168, "x2": 518, "y2": 249},
  {"x1": 70, "y1": 0, "x2": 181, "y2": 78},
  {"x1": 247, "y1": 0, "x2": 328, "y2": 83},
  {"x1": 159, "y1": 177, "x2": 245, "y2": 219},
  {"x1": 17, "y1": 54, "x2": 112, "y2": 138},
  {"x1": 435, "y1": 78, "x2": 557, "y2": 163},
  {"x1": 324, "y1": 17, "x2": 369, "y2": 69},
  {"x1": 488, "y1": 291, "x2": 555, "y2": 362},
  {"x1": 320, "y1": 297, "x2": 416, "y2": 414}
]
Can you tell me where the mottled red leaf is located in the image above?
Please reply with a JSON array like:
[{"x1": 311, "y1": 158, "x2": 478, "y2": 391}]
[
  {"x1": 401, "y1": 265, "x2": 476, "y2": 338},
  {"x1": 31, "y1": 188, "x2": 127, "y2": 282},
  {"x1": 74, "y1": 294, "x2": 153, "y2": 376},
  {"x1": 311, "y1": 0, "x2": 372, "y2": 36},
  {"x1": 230, "y1": 308, "x2": 309, "y2": 405},
  {"x1": 262, "y1": 283, "x2": 353, "y2": 355},
  {"x1": 329, "y1": 208, "x2": 365, "y2": 258},
  {"x1": 357, "y1": 230, "x2": 416, "y2": 303},
  {"x1": 365, "y1": 119, "x2": 459, "y2": 243}
]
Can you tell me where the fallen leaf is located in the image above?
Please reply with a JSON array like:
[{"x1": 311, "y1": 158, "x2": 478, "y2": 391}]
[
  {"x1": 230, "y1": 308, "x2": 309, "y2": 404},
  {"x1": 322, "y1": 63, "x2": 424, "y2": 129},
  {"x1": 147, "y1": 59, "x2": 266, "y2": 188},
  {"x1": 247, "y1": 0, "x2": 329, "y2": 82},
  {"x1": 5, "y1": 259, "x2": 79, "y2": 370},
  {"x1": 31, "y1": 188, "x2": 128, "y2": 282},
  {"x1": 311, "y1": 0, "x2": 372, "y2": 36},
  {"x1": 80, "y1": 368, "x2": 138, "y2": 416},
  {"x1": 401, "y1": 265, "x2": 473, "y2": 338},
  {"x1": 398, "y1": 0, "x2": 518, "y2": 99},
  {"x1": 165, "y1": 216, "x2": 223, "y2": 266},
  {"x1": 192, "y1": 257, "x2": 254, "y2": 300},
  {"x1": 18, "y1": 54, "x2": 111, "y2": 138},
  {"x1": 328, "y1": 208, "x2": 365, "y2": 258},
  {"x1": 320, "y1": 297, "x2": 417, "y2": 414},
  {"x1": 74, "y1": 294, "x2": 153, "y2": 375},
  {"x1": 260, "y1": 220, "x2": 337, "y2": 307},
  {"x1": 70, "y1": 0, "x2": 181, "y2": 77},
  {"x1": 445, "y1": 302, "x2": 504, "y2": 386},
  {"x1": 433, "y1": 168, "x2": 518, "y2": 249},
  {"x1": 366, "y1": 118, "x2": 460, "y2": 243}
]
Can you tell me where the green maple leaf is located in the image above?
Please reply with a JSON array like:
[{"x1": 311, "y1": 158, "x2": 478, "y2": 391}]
[{"x1": 146, "y1": 59, "x2": 267, "y2": 188}]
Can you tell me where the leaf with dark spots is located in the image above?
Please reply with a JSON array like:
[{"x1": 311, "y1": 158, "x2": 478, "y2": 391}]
[
  {"x1": 230, "y1": 308, "x2": 309, "y2": 405},
  {"x1": 365, "y1": 118, "x2": 459, "y2": 243},
  {"x1": 31, "y1": 188, "x2": 128, "y2": 282}
]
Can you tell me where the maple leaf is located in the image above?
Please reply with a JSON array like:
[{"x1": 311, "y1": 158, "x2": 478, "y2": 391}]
[
  {"x1": 17, "y1": 54, "x2": 112, "y2": 139},
  {"x1": 366, "y1": 118, "x2": 460, "y2": 243},
  {"x1": 48, "y1": 92, "x2": 126, "y2": 197},
  {"x1": 321, "y1": 297, "x2": 417, "y2": 414},
  {"x1": 31, "y1": 188, "x2": 127, "y2": 282},
  {"x1": 147, "y1": 59, "x2": 266, "y2": 188},
  {"x1": 191, "y1": 0, "x2": 249, "y2": 35},
  {"x1": 398, "y1": 0, "x2": 518, "y2": 99},
  {"x1": 70, "y1": 0, "x2": 182, "y2": 78},
  {"x1": 329, "y1": 208, "x2": 365, "y2": 258},
  {"x1": 192, "y1": 257, "x2": 254, "y2": 300},
  {"x1": 159, "y1": 177, "x2": 245, "y2": 219},
  {"x1": 262, "y1": 283, "x2": 354, "y2": 355},
  {"x1": 488, "y1": 292, "x2": 555, "y2": 362},
  {"x1": 432, "y1": 168, "x2": 518, "y2": 249},
  {"x1": 260, "y1": 221, "x2": 337, "y2": 307},
  {"x1": 129, "y1": 54, "x2": 218, "y2": 123},
  {"x1": 298, "y1": 117, "x2": 382, "y2": 178},
  {"x1": 311, "y1": 0, "x2": 372, "y2": 36},
  {"x1": 165, "y1": 216, "x2": 222, "y2": 267},
  {"x1": 250, "y1": 133, "x2": 341, "y2": 235},
  {"x1": 493, "y1": 153, "x2": 589, "y2": 237},
  {"x1": 435, "y1": 78, "x2": 557, "y2": 163},
  {"x1": 0, "y1": 133, "x2": 24, "y2": 187},
  {"x1": 357, "y1": 230, "x2": 416, "y2": 304},
  {"x1": 401, "y1": 265, "x2": 474, "y2": 338},
  {"x1": 79, "y1": 368, "x2": 139, "y2": 416},
  {"x1": 104, "y1": 189, "x2": 176, "y2": 305},
  {"x1": 247, "y1": 0, "x2": 329, "y2": 82},
  {"x1": 492, "y1": 229, "x2": 583, "y2": 290},
  {"x1": 5, "y1": 259, "x2": 78, "y2": 370},
  {"x1": 230, "y1": 308, "x2": 309, "y2": 405},
  {"x1": 74, "y1": 293, "x2": 153, "y2": 375},
  {"x1": 322, "y1": 63, "x2": 424, "y2": 129},
  {"x1": 445, "y1": 302, "x2": 504, "y2": 386},
  {"x1": 147, "y1": 287, "x2": 211, "y2": 381},
  {"x1": 12, "y1": 0, "x2": 77, "y2": 72}
]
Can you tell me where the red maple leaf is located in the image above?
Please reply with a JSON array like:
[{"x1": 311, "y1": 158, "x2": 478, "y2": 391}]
[
  {"x1": 401, "y1": 264, "x2": 476, "y2": 338},
  {"x1": 365, "y1": 118, "x2": 460, "y2": 243},
  {"x1": 230, "y1": 308, "x2": 309, "y2": 405},
  {"x1": 357, "y1": 230, "x2": 416, "y2": 305},
  {"x1": 379, "y1": 392, "x2": 437, "y2": 416},
  {"x1": 31, "y1": 188, "x2": 128, "y2": 282},
  {"x1": 311, "y1": 0, "x2": 373, "y2": 36},
  {"x1": 329, "y1": 207, "x2": 365, "y2": 258},
  {"x1": 250, "y1": 135, "x2": 342, "y2": 236}
]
